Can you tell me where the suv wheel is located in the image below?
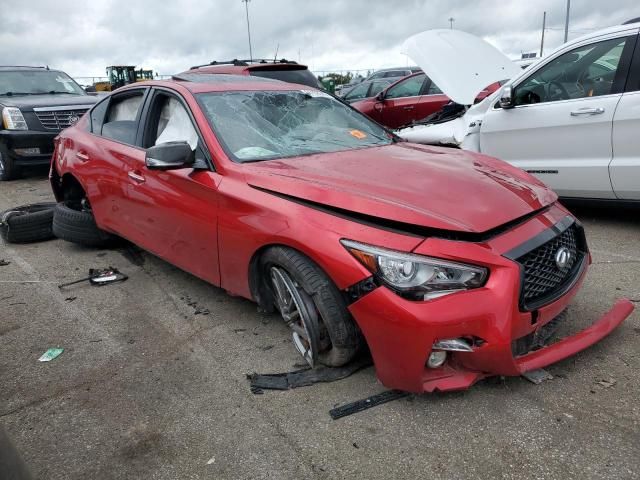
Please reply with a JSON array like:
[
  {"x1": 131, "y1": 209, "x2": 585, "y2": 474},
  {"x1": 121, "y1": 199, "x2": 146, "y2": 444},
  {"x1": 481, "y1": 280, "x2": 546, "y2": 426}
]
[{"x1": 0, "y1": 146, "x2": 19, "y2": 181}]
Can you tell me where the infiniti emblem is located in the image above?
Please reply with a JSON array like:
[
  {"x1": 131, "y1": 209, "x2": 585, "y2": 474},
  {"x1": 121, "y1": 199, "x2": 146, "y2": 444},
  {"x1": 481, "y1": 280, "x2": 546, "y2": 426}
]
[{"x1": 555, "y1": 247, "x2": 572, "y2": 270}]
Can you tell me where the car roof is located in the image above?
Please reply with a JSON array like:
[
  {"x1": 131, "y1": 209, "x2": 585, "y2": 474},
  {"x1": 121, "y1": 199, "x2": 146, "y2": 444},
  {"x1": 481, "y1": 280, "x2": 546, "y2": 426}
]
[{"x1": 126, "y1": 75, "x2": 314, "y2": 94}]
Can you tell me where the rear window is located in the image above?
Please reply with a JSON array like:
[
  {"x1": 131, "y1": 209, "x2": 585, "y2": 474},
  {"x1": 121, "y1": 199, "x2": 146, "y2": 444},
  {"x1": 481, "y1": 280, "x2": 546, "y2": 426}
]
[{"x1": 249, "y1": 68, "x2": 321, "y2": 89}]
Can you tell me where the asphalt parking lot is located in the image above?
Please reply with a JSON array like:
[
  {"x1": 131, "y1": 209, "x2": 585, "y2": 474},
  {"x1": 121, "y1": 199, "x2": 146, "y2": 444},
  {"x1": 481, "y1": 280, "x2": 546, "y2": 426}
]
[{"x1": 1, "y1": 169, "x2": 639, "y2": 480}]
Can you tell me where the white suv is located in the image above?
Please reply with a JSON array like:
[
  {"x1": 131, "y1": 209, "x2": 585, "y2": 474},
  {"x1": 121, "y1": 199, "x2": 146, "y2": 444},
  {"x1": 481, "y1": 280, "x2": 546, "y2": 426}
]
[{"x1": 398, "y1": 23, "x2": 640, "y2": 201}]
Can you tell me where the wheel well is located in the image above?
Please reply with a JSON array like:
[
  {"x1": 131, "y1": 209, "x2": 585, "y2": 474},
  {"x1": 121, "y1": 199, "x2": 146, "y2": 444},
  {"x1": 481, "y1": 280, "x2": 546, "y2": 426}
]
[
  {"x1": 59, "y1": 174, "x2": 87, "y2": 209},
  {"x1": 248, "y1": 244, "x2": 278, "y2": 312}
]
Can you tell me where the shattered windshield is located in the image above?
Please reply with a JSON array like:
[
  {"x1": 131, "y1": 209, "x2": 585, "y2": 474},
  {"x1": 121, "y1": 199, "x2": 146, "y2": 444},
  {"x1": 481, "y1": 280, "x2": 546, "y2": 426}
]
[{"x1": 197, "y1": 90, "x2": 393, "y2": 162}]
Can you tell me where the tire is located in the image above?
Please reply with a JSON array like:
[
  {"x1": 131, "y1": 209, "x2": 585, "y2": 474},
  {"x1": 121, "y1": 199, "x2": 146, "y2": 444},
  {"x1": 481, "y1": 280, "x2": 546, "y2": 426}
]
[
  {"x1": 0, "y1": 202, "x2": 56, "y2": 243},
  {"x1": 52, "y1": 202, "x2": 116, "y2": 247},
  {"x1": 260, "y1": 246, "x2": 362, "y2": 367},
  {"x1": 0, "y1": 145, "x2": 20, "y2": 181}
]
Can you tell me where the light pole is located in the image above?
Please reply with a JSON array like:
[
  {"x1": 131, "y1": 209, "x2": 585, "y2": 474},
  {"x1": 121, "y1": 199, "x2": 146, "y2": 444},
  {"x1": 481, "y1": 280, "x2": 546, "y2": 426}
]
[
  {"x1": 564, "y1": 0, "x2": 571, "y2": 43},
  {"x1": 448, "y1": 17, "x2": 455, "y2": 29},
  {"x1": 242, "y1": 0, "x2": 253, "y2": 61}
]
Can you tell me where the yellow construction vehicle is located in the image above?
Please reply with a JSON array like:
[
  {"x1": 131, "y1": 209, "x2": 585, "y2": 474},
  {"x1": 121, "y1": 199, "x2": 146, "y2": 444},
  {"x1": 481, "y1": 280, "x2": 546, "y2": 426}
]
[
  {"x1": 92, "y1": 66, "x2": 137, "y2": 92},
  {"x1": 135, "y1": 69, "x2": 154, "y2": 81}
]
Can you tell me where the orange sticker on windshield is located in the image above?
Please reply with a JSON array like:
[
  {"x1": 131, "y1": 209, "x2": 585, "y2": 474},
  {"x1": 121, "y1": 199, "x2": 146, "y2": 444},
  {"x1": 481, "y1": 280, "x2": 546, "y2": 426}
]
[{"x1": 349, "y1": 129, "x2": 367, "y2": 140}]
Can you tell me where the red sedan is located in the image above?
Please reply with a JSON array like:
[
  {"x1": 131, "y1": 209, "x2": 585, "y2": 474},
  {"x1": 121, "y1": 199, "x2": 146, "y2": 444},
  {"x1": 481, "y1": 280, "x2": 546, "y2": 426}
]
[
  {"x1": 49, "y1": 75, "x2": 633, "y2": 393},
  {"x1": 352, "y1": 73, "x2": 503, "y2": 129}
]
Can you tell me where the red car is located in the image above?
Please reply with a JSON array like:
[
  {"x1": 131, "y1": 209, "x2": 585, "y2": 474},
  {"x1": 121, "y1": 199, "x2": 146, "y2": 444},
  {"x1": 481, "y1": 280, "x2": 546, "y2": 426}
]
[
  {"x1": 352, "y1": 73, "x2": 502, "y2": 129},
  {"x1": 351, "y1": 72, "x2": 450, "y2": 128},
  {"x1": 49, "y1": 76, "x2": 633, "y2": 393}
]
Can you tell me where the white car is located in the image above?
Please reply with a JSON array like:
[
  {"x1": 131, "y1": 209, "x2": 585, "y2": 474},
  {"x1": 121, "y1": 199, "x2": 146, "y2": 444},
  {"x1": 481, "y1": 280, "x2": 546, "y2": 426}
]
[{"x1": 398, "y1": 23, "x2": 640, "y2": 201}]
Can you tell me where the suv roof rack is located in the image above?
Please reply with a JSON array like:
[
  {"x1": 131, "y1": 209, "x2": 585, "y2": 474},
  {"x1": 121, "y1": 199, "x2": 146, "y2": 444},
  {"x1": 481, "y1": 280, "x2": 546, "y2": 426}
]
[
  {"x1": 0, "y1": 65, "x2": 50, "y2": 70},
  {"x1": 190, "y1": 58, "x2": 298, "y2": 70}
]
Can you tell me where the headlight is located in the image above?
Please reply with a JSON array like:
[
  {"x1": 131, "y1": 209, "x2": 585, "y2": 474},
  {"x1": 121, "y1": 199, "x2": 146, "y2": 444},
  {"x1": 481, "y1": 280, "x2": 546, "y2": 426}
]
[
  {"x1": 2, "y1": 107, "x2": 28, "y2": 130},
  {"x1": 341, "y1": 239, "x2": 488, "y2": 300}
]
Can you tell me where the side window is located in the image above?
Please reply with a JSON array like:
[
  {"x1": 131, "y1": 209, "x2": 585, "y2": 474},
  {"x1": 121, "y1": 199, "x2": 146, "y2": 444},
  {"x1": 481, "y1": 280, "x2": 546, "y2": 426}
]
[
  {"x1": 89, "y1": 97, "x2": 109, "y2": 134},
  {"x1": 344, "y1": 82, "x2": 369, "y2": 101},
  {"x1": 144, "y1": 92, "x2": 199, "y2": 153},
  {"x1": 101, "y1": 91, "x2": 145, "y2": 145},
  {"x1": 383, "y1": 70, "x2": 403, "y2": 78},
  {"x1": 515, "y1": 36, "x2": 630, "y2": 106},
  {"x1": 385, "y1": 75, "x2": 425, "y2": 99},
  {"x1": 425, "y1": 77, "x2": 443, "y2": 95},
  {"x1": 369, "y1": 81, "x2": 389, "y2": 98}
]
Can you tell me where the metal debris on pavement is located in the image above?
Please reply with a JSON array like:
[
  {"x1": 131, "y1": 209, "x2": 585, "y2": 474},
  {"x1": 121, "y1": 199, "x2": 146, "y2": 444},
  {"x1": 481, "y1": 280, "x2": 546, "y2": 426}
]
[
  {"x1": 329, "y1": 390, "x2": 410, "y2": 420},
  {"x1": 522, "y1": 368, "x2": 554, "y2": 385},
  {"x1": 58, "y1": 267, "x2": 128, "y2": 289}
]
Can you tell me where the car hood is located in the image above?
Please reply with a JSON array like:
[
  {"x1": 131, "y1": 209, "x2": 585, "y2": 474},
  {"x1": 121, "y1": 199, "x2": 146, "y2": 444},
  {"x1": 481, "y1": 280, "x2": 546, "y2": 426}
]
[
  {"x1": 0, "y1": 94, "x2": 96, "y2": 111},
  {"x1": 242, "y1": 143, "x2": 556, "y2": 234},
  {"x1": 401, "y1": 29, "x2": 520, "y2": 105}
]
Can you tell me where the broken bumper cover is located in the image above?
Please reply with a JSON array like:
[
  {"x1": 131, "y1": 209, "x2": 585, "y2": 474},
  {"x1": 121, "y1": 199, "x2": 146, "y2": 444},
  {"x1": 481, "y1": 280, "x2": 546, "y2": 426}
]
[{"x1": 348, "y1": 251, "x2": 634, "y2": 394}]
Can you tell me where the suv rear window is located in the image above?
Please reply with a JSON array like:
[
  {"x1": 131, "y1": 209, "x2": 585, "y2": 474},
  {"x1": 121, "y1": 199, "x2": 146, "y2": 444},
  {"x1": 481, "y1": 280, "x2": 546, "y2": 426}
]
[{"x1": 249, "y1": 68, "x2": 320, "y2": 89}]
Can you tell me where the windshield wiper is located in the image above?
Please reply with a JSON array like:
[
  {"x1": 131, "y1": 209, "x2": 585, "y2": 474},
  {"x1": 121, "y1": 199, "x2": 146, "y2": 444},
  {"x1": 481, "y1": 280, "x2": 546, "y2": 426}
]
[{"x1": 0, "y1": 92, "x2": 34, "y2": 96}]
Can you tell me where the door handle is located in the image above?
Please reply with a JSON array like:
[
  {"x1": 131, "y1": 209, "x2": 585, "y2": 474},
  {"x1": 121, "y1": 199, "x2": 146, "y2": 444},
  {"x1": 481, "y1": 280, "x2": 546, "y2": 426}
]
[
  {"x1": 76, "y1": 151, "x2": 89, "y2": 162},
  {"x1": 403, "y1": 106, "x2": 415, "y2": 110},
  {"x1": 127, "y1": 170, "x2": 145, "y2": 184},
  {"x1": 570, "y1": 107, "x2": 605, "y2": 116}
]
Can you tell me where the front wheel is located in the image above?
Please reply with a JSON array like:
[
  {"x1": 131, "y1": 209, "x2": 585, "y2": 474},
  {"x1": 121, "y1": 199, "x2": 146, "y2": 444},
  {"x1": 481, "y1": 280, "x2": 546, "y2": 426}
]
[{"x1": 260, "y1": 247, "x2": 362, "y2": 367}]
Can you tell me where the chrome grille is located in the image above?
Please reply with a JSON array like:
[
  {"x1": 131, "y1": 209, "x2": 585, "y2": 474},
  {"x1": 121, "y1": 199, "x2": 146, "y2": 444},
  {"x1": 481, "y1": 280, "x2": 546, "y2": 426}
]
[
  {"x1": 515, "y1": 223, "x2": 585, "y2": 310},
  {"x1": 35, "y1": 108, "x2": 89, "y2": 131}
]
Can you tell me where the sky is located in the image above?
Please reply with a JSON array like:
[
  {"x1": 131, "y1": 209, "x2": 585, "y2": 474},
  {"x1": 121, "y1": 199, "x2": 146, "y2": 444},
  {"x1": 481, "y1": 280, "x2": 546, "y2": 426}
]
[{"x1": 1, "y1": 0, "x2": 638, "y2": 81}]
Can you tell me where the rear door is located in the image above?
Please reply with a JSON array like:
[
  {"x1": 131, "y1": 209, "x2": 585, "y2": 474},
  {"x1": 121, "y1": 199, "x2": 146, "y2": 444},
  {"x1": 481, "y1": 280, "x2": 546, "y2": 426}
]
[
  {"x1": 122, "y1": 87, "x2": 221, "y2": 285},
  {"x1": 480, "y1": 32, "x2": 637, "y2": 199},
  {"x1": 80, "y1": 88, "x2": 149, "y2": 233},
  {"x1": 610, "y1": 33, "x2": 640, "y2": 199}
]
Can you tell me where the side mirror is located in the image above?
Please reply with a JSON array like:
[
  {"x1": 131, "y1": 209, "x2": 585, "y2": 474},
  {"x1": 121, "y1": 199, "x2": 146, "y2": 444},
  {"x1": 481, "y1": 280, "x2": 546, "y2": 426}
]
[
  {"x1": 375, "y1": 91, "x2": 385, "y2": 101},
  {"x1": 145, "y1": 141, "x2": 195, "y2": 170},
  {"x1": 499, "y1": 85, "x2": 515, "y2": 109}
]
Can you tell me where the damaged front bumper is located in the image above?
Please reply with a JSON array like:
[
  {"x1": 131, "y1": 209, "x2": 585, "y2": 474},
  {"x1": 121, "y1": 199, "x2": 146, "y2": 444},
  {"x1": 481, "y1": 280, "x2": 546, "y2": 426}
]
[{"x1": 347, "y1": 205, "x2": 634, "y2": 393}]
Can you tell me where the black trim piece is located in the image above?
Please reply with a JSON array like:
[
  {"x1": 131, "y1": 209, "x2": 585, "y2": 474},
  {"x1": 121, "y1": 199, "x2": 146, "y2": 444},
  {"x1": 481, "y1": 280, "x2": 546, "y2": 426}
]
[
  {"x1": 343, "y1": 276, "x2": 378, "y2": 305},
  {"x1": 250, "y1": 185, "x2": 550, "y2": 243},
  {"x1": 503, "y1": 216, "x2": 575, "y2": 260},
  {"x1": 622, "y1": 32, "x2": 640, "y2": 93}
]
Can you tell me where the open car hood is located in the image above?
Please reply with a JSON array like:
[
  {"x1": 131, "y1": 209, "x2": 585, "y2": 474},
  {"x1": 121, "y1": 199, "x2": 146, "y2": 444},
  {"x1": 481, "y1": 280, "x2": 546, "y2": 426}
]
[
  {"x1": 243, "y1": 144, "x2": 556, "y2": 235},
  {"x1": 401, "y1": 29, "x2": 520, "y2": 105}
]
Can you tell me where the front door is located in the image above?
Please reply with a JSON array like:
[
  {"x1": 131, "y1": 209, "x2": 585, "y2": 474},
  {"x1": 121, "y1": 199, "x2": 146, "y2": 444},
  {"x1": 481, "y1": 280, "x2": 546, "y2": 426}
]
[
  {"x1": 123, "y1": 88, "x2": 221, "y2": 285},
  {"x1": 480, "y1": 33, "x2": 636, "y2": 199}
]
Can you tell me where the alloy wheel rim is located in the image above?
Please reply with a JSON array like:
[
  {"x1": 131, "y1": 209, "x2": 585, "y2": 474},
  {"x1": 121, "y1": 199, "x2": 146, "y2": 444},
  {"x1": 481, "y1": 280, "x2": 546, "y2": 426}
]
[{"x1": 269, "y1": 266, "x2": 320, "y2": 367}]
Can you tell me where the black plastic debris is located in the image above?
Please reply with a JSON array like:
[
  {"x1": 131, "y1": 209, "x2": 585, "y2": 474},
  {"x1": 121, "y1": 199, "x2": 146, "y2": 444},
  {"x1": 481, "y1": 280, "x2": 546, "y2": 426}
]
[
  {"x1": 329, "y1": 390, "x2": 410, "y2": 420},
  {"x1": 58, "y1": 267, "x2": 128, "y2": 289},
  {"x1": 0, "y1": 259, "x2": 10, "y2": 266},
  {"x1": 247, "y1": 357, "x2": 372, "y2": 394}
]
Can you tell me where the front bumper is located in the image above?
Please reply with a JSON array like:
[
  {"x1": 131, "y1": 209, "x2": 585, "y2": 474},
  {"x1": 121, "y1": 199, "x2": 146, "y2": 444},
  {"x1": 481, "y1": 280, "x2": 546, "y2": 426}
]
[
  {"x1": 347, "y1": 205, "x2": 634, "y2": 393},
  {"x1": 0, "y1": 130, "x2": 56, "y2": 166}
]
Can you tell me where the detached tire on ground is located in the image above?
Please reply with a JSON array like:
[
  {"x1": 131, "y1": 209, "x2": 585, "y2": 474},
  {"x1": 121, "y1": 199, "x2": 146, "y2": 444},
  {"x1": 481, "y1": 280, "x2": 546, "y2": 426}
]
[
  {"x1": 260, "y1": 246, "x2": 362, "y2": 367},
  {"x1": 52, "y1": 203, "x2": 115, "y2": 247},
  {"x1": 0, "y1": 203, "x2": 56, "y2": 243}
]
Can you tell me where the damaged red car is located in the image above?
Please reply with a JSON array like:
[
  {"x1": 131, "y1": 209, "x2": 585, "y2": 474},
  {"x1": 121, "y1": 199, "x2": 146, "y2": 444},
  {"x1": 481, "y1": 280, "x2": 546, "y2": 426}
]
[{"x1": 49, "y1": 74, "x2": 634, "y2": 393}]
